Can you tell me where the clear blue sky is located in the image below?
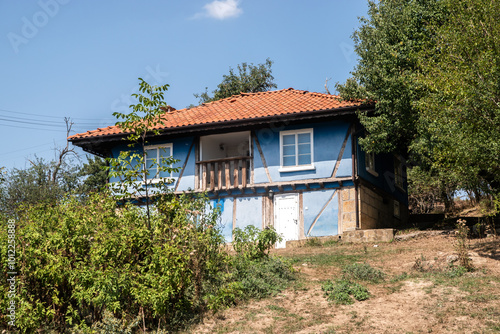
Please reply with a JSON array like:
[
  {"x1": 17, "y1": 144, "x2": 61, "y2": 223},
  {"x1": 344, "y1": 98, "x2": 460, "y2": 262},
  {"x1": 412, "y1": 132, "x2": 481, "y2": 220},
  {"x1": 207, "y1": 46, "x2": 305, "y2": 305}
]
[{"x1": 0, "y1": 0, "x2": 367, "y2": 170}]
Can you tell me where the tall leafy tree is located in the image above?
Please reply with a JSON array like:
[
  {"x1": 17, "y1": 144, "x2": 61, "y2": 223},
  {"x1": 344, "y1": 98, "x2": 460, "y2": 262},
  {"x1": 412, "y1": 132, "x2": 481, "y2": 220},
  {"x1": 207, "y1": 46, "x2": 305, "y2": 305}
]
[
  {"x1": 417, "y1": 0, "x2": 500, "y2": 200},
  {"x1": 78, "y1": 155, "x2": 108, "y2": 194},
  {"x1": 336, "y1": 0, "x2": 446, "y2": 154},
  {"x1": 194, "y1": 58, "x2": 277, "y2": 104}
]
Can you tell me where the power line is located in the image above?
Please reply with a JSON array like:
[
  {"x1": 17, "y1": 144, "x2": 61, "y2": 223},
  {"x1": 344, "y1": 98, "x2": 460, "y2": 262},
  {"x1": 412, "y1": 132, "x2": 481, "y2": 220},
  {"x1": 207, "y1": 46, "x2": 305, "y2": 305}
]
[
  {"x1": 0, "y1": 107, "x2": 116, "y2": 122},
  {"x1": 0, "y1": 122, "x2": 66, "y2": 132}
]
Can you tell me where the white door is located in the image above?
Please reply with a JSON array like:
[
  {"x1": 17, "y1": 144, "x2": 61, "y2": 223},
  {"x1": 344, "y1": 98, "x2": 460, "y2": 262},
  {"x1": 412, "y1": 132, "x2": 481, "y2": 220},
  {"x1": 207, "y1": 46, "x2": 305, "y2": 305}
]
[{"x1": 274, "y1": 194, "x2": 299, "y2": 248}]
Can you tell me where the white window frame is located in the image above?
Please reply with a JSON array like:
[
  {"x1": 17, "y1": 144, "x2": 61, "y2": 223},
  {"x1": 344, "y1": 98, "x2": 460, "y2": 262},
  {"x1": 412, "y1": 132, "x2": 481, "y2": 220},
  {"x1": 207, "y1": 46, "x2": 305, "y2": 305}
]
[
  {"x1": 143, "y1": 143, "x2": 173, "y2": 182},
  {"x1": 279, "y1": 128, "x2": 315, "y2": 172},
  {"x1": 365, "y1": 151, "x2": 378, "y2": 177}
]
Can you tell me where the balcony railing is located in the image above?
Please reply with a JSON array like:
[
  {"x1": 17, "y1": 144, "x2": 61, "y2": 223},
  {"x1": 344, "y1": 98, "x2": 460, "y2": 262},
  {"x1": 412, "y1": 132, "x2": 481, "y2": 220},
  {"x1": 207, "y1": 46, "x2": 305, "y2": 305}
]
[{"x1": 196, "y1": 156, "x2": 251, "y2": 191}]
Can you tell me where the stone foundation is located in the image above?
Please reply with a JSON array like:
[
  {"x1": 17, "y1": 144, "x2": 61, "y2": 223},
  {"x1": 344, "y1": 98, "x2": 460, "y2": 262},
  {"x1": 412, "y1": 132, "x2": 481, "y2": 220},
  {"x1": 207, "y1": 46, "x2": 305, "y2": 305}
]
[{"x1": 342, "y1": 228, "x2": 395, "y2": 243}]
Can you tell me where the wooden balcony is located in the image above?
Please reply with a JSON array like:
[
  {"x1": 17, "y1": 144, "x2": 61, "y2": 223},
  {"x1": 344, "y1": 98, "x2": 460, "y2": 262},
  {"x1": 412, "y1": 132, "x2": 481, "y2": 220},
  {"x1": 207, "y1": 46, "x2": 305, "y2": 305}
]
[{"x1": 197, "y1": 156, "x2": 251, "y2": 191}]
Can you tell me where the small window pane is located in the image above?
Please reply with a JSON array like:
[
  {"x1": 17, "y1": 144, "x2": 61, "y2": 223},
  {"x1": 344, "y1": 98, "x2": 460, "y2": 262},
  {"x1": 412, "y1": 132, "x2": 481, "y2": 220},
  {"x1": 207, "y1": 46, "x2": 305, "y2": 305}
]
[
  {"x1": 298, "y1": 154, "x2": 311, "y2": 165},
  {"x1": 298, "y1": 133, "x2": 310, "y2": 144},
  {"x1": 282, "y1": 134, "x2": 295, "y2": 145},
  {"x1": 298, "y1": 143, "x2": 311, "y2": 154},
  {"x1": 283, "y1": 145, "x2": 295, "y2": 156},
  {"x1": 159, "y1": 146, "x2": 171, "y2": 158},
  {"x1": 283, "y1": 156, "x2": 295, "y2": 166},
  {"x1": 146, "y1": 149, "x2": 156, "y2": 160}
]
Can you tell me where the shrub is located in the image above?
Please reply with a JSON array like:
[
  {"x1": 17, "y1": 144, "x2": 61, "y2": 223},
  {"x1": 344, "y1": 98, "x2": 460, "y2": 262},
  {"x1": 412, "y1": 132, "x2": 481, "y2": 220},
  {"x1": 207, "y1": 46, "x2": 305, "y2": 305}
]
[
  {"x1": 0, "y1": 191, "x2": 229, "y2": 332},
  {"x1": 455, "y1": 219, "x2": 474, "y2": 271},
  {"x1": 232, "y1": 225, "x2": 281, "y2": 260},
  {"x1": 322, "y1": 279, "x2": 370, "y2": 305},
  {"x1": 232, "y1": 256, "x2": 295, "y2": 299},
  {"x1": 342, "y1": 263, "x2": 386, "y2": 283}
]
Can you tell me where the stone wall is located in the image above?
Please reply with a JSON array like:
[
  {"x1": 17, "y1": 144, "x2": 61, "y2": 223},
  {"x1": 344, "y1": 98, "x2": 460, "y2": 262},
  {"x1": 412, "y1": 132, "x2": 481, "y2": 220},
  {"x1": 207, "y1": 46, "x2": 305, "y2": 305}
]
[
  {"x1": 340, "y1": 187, "x2": 356, "y2": 232},
  {"x1": 358, "y1": 184, "x2": 407, "y2": 230},
  {"x1": 342, "y1": 228, "x2": 395, "y2": 243}
]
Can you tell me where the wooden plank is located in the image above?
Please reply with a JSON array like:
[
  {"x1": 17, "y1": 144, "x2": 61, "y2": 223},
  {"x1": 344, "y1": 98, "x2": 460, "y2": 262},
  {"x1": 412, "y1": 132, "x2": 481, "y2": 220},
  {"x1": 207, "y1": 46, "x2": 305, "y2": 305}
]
[
  {"x1": 202, "y1": 163, "x2": 207, "y2": 191},
  {"x1": 174, "y1": 139, "x2": 195, "y2": 192},
  {"x1": 241, "y1": 160, "x2": 247, "y2": 188},
  {"x1": 332, "y1": 124, "x2": 353, "y2": 178},
  {"x1": 209, "y1": 163, "x2": 215, "y2": 191},
  {"x1": 225, "y1": 162, "x2": 230, "y2": 189},
  {"x1": 233, "y1": 160, "x2": 239, "y2": 188},
  {"x1": 217, "y1": 162, "x2": 222, "y2": 190}
]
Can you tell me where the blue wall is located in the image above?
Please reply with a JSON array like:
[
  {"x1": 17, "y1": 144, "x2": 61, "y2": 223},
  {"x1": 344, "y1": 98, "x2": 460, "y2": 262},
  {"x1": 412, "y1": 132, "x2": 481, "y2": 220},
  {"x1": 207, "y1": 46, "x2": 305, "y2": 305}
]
[
  {"x1": 110, "y1": 136, "x2": 196, "y2": 191},
  {"x1": 303, "y1": 189, "x2": 339, "y2": 237},
  {"x1": 356, "y1": 140, "x2": 408, "y2": 205},
  {"x1": 253, "y1": 120, "x2": 352, "y2": 183}
]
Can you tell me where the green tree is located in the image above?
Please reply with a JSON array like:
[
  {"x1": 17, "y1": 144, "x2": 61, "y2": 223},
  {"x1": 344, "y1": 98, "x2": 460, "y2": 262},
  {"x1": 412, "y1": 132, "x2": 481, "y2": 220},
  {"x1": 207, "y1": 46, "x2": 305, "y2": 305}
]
[
  {"x1": 0, "y1": 157, "x2": 80, "y2": 216},
  {"x1": 336, "y1": 0, "x2": 446, "y2": 154},
  {"x1": 194, "y1": 58, "x2": 277, "y2": 104},
  {"x1": 417, "y1": 0, "x2": 500, "y2": 200},
  {"x1": 78, "y1": 155, "x2": 108, "y2": 194},
  {"x1": 109, "y1": 78, "x2": 179, "y2": 230}
]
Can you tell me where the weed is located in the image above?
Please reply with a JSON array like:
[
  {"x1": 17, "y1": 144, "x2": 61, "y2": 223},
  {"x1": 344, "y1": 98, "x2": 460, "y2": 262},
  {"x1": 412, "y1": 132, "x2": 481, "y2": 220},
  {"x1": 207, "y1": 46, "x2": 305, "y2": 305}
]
[
  {"x1": 304, "y1": 237, "x2": 323, "y2": 247},
  {"x1": 342, "y1": 263, "x2": 386, "y2": 283},
  {"x1": 322, "y1": 279, "x2": 370, "y2": 305},
  {"x1": 454, "y1": 219, "x2": 474, "y2": 271}
]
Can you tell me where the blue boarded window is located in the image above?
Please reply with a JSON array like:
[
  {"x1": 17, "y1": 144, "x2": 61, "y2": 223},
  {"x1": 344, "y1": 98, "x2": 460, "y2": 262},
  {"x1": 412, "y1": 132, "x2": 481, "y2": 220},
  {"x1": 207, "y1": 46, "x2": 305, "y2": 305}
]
[
  {"x1": 144, "y1": 144, "x2": 172, "y2": 180},
  {"x1": 280, "y1": 129, "x2": 313, "y2": 169}
]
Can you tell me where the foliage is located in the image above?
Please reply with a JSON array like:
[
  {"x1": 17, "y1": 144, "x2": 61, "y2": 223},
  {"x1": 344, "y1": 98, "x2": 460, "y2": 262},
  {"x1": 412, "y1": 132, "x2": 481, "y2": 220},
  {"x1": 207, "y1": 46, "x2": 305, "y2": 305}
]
[
  {"x1": 230, "y1": 225, "x2": 294, "y2": 300},
  {"x1": 336, "y1": 0, "x2": 447, "y2": 154},
  {"x1": 194, "y1": 58, "x2": 277, "y2": 104},
  {"x1": 231, "y1": 256, "x2": 295, "y2": 300},
  {"x1": 322, "y1": 279, "x2": 370, "y2": 305},
  {"x1": 342, "y1": 263, "x2": 385, "y2": 283},
  {"x1": 454, "y1": 219, "x2": 474, "y2": 271},
  {"x1": 108, "y1": 78, "x2": 179, "y2": 229},
  {"x1": 77, "y1": 155, "x2": 108, "y2": 194},
  {"x1": 416, "y1": 0, "x2": 500, "y2": 201},
  {"x1": 0, "y1": 192, "x2": 229, "y2": 332},
  {"x1": 232, "y1": 225, "x2": 282, "y2": 260},
  {"x1": 407, "y1": 165, "x2": 457, "y2": 214},
  {"x1": 0, "y1": 157, "x2": 80, "y2": 216}
]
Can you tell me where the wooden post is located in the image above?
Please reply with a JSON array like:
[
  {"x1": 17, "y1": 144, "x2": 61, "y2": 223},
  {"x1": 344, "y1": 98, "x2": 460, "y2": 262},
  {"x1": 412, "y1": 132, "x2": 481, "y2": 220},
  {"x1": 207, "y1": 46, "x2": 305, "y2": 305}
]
[
  {"x1": 233, "y1": 160, "x2": 239, "y2": 188},
  {"x1": 241, "y1": 158, "x2": 247, "y2": 188},
  {"x1": 225, "y1": 162, "x2": 230, "y2": 189},
  {"x1": 202, "y1": 163, "x2": 207, "y2": 191},
  {"x1": 217, "y1": 162, "x2": 222, "y2": 190},
  {"x1": 209, "y1": 163, "x2": 215, "y2": 191}
]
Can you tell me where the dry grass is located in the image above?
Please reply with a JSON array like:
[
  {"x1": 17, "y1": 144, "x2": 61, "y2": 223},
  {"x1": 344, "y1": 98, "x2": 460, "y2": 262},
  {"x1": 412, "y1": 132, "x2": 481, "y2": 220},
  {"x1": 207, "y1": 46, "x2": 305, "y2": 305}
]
[{"x1": 187, "y1": 234, "x2": 500, "y2": 334}]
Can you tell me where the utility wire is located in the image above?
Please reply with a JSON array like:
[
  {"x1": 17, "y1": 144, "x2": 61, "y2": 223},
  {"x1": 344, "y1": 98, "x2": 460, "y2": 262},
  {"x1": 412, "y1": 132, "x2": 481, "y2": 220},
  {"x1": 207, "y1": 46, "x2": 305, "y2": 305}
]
[{"x1": 0, "y1": 107, "x2": 115, "y2": 122}]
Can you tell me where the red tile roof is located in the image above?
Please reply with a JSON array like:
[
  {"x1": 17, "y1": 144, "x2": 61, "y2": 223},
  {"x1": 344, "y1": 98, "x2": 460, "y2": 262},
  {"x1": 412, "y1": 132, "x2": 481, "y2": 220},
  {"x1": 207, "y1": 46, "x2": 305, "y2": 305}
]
[{"x1": 68, "y1": 88, "x2": 367, "y2": 141}]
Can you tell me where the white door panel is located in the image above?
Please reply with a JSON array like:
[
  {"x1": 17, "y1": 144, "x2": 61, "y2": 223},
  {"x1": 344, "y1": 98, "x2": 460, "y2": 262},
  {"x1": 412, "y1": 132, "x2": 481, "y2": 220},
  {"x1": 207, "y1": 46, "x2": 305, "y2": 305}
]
[{"x1": 274, "y1": 194, "x2": 299, "y2": 248}]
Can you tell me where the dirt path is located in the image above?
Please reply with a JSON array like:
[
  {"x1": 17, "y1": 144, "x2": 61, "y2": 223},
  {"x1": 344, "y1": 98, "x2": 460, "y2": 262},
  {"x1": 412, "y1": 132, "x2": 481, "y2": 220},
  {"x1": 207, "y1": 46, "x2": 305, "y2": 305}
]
[{"x1": 188, "y1": 235, "x2": 500, "y2": 333}]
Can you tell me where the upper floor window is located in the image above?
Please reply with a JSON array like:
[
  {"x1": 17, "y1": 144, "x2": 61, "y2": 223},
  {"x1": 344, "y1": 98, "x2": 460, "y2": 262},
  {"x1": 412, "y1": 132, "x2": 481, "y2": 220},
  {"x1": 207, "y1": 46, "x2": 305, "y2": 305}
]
[
  {"x1": 280, "y1": 129, "x2": 314, "y2": 171},
  {"x1": 144, "y1": 144, "x2": 173, "y2": 180}
]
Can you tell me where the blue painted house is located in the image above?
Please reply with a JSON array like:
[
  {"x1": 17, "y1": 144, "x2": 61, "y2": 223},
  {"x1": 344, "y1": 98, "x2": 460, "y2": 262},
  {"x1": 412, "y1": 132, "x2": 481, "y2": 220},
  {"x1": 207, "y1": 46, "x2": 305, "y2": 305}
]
[{"x1": 69, "y1": 88, "x2": 408, "y2": 247}]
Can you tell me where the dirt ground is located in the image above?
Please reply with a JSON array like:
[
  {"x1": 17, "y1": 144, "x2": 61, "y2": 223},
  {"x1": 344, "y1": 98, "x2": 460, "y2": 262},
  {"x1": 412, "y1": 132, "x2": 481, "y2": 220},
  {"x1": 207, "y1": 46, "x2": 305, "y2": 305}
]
[{"x1": 188, "y1": 234, "x2": 500, "y2": 334}]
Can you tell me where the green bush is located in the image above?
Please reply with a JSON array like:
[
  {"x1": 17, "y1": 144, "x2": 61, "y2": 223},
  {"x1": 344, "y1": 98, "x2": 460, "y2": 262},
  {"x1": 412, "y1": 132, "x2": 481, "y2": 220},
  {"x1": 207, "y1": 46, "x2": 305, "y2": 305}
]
[
  {"x1": 342, "y1": 263, "x2": 386, "y2": 283},
  {"x1": 322, "y1": 279, "x2": 370, "y2": 305},
  {"x1": 232, "y1": 225, "x2": 281, "y2": 260},
  {"x1": 230, "y1": 225, "x2": 294, "y2": 300},
  {"x1": 0, "y1": 191, "x2": 229, "y2": 332}
]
